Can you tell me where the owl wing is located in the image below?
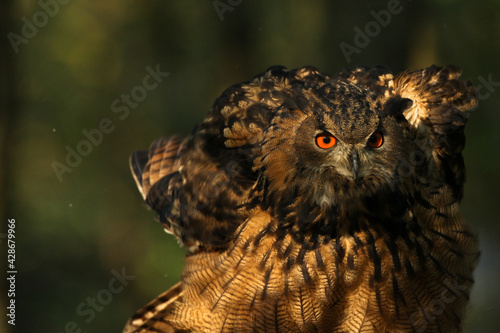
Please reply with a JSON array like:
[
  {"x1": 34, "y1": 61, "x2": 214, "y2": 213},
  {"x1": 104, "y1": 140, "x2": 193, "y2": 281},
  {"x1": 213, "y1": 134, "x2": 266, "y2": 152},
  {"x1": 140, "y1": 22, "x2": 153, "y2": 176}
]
[
  {"x1": 125, "y1": 66, "x2": 333, "y2": 333},
  {"x1": 130, "y1": 136, "x2": 187, "y2": 201},
  {"x1": 130, "y1": 66, "x2": 333, "y2": 250},
  {"x1": 393, "y1": 65, "x2": 478, "y2": 201},
  {"x1": 130, "y1": 136, "x2": 189, "y2": 242},
  {"x1": 123, "y1": 282, "x2": 183, "y2": 333}
]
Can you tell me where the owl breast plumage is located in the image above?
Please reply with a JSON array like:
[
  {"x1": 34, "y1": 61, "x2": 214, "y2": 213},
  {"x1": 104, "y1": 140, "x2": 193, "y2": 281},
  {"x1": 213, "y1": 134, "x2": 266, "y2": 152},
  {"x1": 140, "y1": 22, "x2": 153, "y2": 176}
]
[{"x1": 124, "y1": 65, "x2": 479, "y2": 332}]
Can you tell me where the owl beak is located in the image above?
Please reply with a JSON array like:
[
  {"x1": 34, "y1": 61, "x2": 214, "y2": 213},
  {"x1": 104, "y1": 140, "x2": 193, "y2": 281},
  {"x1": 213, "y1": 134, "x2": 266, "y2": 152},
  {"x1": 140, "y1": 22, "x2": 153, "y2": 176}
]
[{"x1": 351, "y1": 152, "x2": 360, "y2": 179}]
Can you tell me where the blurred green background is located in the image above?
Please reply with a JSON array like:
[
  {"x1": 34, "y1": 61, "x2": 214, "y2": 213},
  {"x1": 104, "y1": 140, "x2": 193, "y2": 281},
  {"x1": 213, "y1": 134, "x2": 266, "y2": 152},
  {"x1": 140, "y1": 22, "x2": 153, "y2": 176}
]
[{"x1": 1, "y1": 0, "x2": 499, "y2": 332}]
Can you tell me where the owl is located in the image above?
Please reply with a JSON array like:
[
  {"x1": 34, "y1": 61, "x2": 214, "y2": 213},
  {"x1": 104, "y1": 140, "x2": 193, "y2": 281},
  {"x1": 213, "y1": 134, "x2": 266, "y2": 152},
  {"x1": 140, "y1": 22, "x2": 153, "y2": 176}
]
[{"x1": 124, "y1": 65, "x2": 479, "y2": 332}]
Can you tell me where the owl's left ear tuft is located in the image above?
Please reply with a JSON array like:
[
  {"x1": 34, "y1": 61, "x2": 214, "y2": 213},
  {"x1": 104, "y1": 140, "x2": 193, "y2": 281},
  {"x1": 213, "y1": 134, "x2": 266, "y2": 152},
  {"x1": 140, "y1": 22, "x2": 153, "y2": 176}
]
[{"x1": 381, "y1": 96, "x2": 412, "y2": 120}]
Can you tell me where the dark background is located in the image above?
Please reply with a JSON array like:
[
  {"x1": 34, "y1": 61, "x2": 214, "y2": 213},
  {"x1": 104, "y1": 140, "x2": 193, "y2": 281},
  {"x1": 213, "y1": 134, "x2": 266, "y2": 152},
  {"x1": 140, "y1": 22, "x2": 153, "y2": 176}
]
[{"x1": 1, "y1": 0, "x2": 499, "y2": 332}]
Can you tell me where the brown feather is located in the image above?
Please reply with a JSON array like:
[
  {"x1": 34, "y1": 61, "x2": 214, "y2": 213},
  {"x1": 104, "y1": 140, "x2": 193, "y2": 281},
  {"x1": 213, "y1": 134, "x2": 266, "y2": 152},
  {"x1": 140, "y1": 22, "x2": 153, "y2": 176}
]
[{"x1": 125, "y1": 65, "x2": 479, "y2": 332}]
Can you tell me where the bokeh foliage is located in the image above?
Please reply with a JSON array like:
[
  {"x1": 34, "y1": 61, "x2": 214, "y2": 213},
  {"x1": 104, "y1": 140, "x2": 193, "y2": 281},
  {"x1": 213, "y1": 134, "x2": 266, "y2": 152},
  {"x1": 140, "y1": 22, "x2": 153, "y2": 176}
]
[{"x1": 1, "y1": 0, "x2": 500, "y2": 332}]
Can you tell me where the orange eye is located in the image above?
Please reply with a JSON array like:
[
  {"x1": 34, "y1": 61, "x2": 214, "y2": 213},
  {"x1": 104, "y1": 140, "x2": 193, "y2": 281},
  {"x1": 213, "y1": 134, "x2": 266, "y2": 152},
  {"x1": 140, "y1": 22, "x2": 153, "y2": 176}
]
[
  {"x1": 315, "y1": 132, "x2": 337, "y2": 149},
  {"x1": 367, "y1": 131, "x2": 384, "y2": 148}
]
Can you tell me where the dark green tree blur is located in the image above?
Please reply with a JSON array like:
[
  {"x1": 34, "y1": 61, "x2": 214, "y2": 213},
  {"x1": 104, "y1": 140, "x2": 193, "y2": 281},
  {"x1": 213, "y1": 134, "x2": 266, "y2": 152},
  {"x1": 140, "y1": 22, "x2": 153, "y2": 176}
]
[{"x1": 1, "y1": 0, "x2": 499, "y2": 332}]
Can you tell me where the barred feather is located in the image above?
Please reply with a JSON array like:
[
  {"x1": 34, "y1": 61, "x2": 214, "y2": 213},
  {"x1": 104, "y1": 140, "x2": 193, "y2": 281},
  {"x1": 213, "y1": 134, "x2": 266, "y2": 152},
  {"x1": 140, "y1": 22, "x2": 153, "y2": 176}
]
[{"x1": 125, "y1": 65, "x2": 479, "y2": 333}]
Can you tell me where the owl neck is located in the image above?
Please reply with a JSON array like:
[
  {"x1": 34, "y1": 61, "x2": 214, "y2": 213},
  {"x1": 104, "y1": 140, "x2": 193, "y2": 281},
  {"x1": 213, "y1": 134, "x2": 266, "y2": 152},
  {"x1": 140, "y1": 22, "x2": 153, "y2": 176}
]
[{"x1": 261, "y1": 183, "x2": 413, "y2": 246}]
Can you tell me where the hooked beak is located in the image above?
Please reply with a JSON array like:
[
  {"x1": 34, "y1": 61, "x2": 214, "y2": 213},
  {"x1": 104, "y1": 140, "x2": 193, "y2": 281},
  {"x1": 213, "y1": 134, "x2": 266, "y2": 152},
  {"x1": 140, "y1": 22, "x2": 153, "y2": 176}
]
[{"x1": 351, "y1": 152, "x2": 359, "y2": 179}]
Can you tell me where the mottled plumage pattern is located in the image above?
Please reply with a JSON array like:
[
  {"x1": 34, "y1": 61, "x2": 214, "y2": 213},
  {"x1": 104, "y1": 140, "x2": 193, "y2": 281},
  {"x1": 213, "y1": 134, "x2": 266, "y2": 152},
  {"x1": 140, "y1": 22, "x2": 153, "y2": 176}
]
[{"x1": 125, "y1": 65, "x2": 479, "y2": 332}]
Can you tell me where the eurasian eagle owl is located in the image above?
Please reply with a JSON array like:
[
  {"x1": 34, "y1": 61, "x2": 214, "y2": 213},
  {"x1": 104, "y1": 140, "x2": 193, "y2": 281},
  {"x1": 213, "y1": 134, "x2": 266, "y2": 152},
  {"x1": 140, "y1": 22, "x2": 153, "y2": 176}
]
[{"x1": 124, "y1": 65, "x2": 479, "y2": 332}]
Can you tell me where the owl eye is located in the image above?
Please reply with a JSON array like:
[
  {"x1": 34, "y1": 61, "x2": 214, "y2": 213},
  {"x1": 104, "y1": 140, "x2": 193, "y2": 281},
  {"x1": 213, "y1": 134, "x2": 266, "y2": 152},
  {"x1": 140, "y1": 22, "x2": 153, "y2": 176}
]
[
  {"x1": 315, "y1": 132, "x2": 337, "y2": 149},
  {"x1": 367, "y1": 131, "x2": 384, "y2": 148}
]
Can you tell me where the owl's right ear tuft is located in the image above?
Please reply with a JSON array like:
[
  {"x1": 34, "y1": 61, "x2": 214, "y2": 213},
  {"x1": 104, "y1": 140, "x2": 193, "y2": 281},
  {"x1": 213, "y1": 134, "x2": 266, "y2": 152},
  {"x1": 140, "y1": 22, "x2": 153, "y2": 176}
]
[{"x1": 381, "y1": 96, "x2": 413, "y2": 121}]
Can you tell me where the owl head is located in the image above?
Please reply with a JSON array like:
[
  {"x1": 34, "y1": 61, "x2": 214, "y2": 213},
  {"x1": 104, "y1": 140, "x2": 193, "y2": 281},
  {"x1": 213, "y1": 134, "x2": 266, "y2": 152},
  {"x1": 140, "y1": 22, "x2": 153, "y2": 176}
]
[{"x1": 255, "y1": 82, "x2": 414, "y2": 235}]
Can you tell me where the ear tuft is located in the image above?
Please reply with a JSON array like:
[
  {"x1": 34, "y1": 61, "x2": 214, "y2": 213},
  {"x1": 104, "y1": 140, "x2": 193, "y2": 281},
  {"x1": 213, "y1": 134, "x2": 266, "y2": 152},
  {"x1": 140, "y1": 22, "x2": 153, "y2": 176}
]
[{"x1": 381, "y1": 96, "x2": 413, "y2": 121}]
